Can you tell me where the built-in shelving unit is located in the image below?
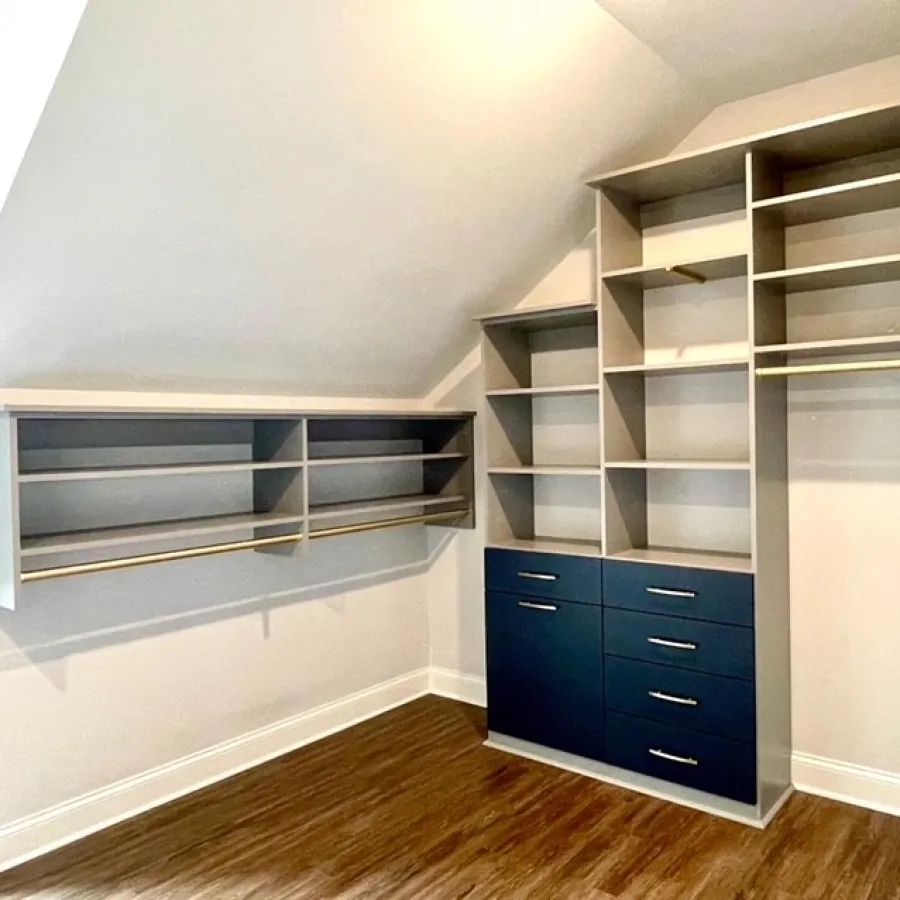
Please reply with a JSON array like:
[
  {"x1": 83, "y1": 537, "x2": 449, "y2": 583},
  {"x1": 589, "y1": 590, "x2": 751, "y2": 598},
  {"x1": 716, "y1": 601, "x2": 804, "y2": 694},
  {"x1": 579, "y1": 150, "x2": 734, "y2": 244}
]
[
  {"x1": 480, "y1": 304, "x2": 602, "y2": 554},
  {"x1": 481, "y1": 101, "x2": 900, "y2": 828},
  {"x1": 0, "y1": 404, "x2": 475, "y2": 609}
]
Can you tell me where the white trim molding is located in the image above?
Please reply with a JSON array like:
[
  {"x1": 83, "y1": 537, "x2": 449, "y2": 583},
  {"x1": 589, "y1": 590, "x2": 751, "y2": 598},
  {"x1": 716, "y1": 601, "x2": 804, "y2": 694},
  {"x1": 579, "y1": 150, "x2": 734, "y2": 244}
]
[
  {"x1": 0, "y1": 668, "x2": 430, "y2": 874},
  {"x1": 793, "y1": 752, "x2": 900, "y2": 818},
  {"x1": 429, "y1": 667, "x2": 487, "y2": 707}
]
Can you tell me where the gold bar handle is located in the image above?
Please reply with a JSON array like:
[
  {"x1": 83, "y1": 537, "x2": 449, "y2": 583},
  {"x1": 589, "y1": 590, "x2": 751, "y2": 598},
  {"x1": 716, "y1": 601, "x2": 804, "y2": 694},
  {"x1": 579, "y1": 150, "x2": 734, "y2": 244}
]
[
  {"x1": 517, "y1": 571, "x2": 559, "y2": 582},
  {"x1": 518, "y1": 600, "x2": 558, "y2": 612},
  {"x1": 646, "y1": 586, "x2": 697, "y2": 599},
  {"x1": 757, "y1": 359, "x2": 900, "y2": 377},
  {"x1": 650, "y1": 748, "x2": 698, "y2": 766},
  {"x1": 648, "y1": 637, "x2": 697, "y2": 651},
  {"x1": 649, "y1": 690, "x2": 699, "y2": 707}
]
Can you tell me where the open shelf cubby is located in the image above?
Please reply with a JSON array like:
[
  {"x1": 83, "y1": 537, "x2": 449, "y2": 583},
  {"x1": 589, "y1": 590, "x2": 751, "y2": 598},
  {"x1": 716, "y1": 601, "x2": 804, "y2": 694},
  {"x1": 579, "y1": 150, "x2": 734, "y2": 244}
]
[{"x1": 481, "y1": 305, "x2": 602, "y2": 556}]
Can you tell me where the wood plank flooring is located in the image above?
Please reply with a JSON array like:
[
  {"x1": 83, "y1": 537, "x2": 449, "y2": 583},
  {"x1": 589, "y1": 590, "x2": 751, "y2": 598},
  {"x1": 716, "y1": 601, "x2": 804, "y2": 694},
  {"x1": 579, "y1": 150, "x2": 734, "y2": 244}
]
[{"x1": 2, "y1": 696, "x2": 899, "y2": 899}]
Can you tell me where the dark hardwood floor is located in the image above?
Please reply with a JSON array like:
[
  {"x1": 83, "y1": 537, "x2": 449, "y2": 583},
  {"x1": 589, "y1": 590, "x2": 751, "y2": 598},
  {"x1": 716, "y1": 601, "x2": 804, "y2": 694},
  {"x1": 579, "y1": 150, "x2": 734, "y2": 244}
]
[{"x1": 2, "y1": 696, "x2": 899, "y2": 899}]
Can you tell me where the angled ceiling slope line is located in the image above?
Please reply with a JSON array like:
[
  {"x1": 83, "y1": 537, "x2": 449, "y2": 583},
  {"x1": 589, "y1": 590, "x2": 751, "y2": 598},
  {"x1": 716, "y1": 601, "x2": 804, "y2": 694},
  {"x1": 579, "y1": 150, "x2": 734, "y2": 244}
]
[{"x1": 0, "y1": 0, "x2": 89, "y2": 214}]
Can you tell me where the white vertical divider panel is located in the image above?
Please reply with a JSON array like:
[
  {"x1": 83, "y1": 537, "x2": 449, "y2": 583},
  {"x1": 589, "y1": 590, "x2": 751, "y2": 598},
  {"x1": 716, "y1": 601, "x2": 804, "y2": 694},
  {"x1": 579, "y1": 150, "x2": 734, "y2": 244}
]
[
  {"x1": 0, "y1": 413, "x2": 21, "y2": 610},
  {"x1": 300, "y1": 417, "x2": 310, "y2": 548},
  {"x1": 747, "y1": 150, "x2": 793, "y2": 817}
]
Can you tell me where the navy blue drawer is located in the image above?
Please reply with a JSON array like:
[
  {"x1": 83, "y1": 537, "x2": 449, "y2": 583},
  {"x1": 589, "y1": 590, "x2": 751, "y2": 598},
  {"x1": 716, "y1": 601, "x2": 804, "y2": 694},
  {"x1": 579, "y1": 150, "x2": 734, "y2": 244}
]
[
  {"x1": 604, "y1": 560, "x2": 753, "y2": 627},
  {"x1": 486, "y1": 591, "x2": 604, "y2": 761},
  {"x1": 606, "y1": 711, "x2": 757, "y2": 805},
  {"x1": 605, "y1": 657, "x2": 755, "y2": 743},
  {"x1": 605, "y1": 608, "x2": 755, "y2": 681},
  {"x1": 485, "y1": 549, "x2": 602, "y2": 605}
]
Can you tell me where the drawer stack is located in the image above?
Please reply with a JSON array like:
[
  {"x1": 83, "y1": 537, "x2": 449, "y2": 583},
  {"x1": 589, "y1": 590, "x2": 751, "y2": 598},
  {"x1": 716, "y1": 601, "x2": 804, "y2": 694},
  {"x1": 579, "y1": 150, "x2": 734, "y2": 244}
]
[
  {"x1": 485, "y1": 550, "x2": 758, "y2": 807},
  {"x1": 604, "y1": 560, "x2": 756, "y2": 805},
  {"x1": 485, "y1": 548, "x2": 604, "y2": 762}
]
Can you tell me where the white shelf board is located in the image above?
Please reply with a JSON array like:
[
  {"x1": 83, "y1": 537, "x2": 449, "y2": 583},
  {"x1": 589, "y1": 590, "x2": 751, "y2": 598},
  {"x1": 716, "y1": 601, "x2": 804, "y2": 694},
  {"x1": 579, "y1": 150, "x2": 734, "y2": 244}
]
[
  {"x1": 604, "y1": 359, "x2": 748, "y2": 375},
  {"x1": 307, "y1": 452, "x2": 465, "y2": 467},
  {"x1": 606, "y1": 460, "x2": 751, "y2": 472},
  {"x1": 20, "y1": 512, "x2": 306, "y2": 558},
  {"x1": 755, "y1": 335, "x2": 900, "y2": 360},
  {"x1": 609, "y1": 547, "x2": 753, "y2": 574},
  {"x1": 18, "y1": 459, "x2": 305, "y2": 484},
  {"x1": 486, "y1": 537, "x2": 603, "y2": 558},
  {"x1": 488, "y1": 466, "x2": 602, "y2": 477},
  {"x1": 308, "y1": 493, "x2": 466, "y2": 522},
  {"x1": 754, "y1": 254, "x2": 900, "y2": 293},
  {"x1": 601, "y1": 254, "x2": 748, "y2": 289},
  {"x1": 753, "y1": 172, "x2": 900, "y2": 225},
  {"x1": 486, "y1": 385, "x2": 599, "y2": 397}
]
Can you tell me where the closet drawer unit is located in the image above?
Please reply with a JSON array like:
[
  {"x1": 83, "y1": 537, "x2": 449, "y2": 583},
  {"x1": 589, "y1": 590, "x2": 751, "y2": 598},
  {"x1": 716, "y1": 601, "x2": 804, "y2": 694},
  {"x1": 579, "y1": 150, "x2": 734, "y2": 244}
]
[
  {"x1": 486, "y1": 590, "x2": 604, "y2": 761},
  {"x1": 604, "y1": 608, "x2": 755, "y2": 681},
  {"x1": 604, "y1": 560, "x2": 753, "y2": 627},
  {"x1": 606, "y1": 712, "x2": 757, "y2": 805},
  {"x1": 484, "y1": 549, "x2": 602, "y2": 605},
  {"x1": 605, "y1": 656, "x2": 755, "y2": 743}
]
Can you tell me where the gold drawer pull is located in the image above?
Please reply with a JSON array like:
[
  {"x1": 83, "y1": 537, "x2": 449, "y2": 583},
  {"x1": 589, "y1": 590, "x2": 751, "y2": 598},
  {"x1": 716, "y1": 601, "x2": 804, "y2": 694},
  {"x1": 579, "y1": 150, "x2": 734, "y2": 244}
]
[
  {"x1": 518, "y1": 601, "x2": 558, "y2": 612},
  {"x1": 647, "y1": 586, "x2": 696, "y2": 598},
  {"x1": 649, "y1": 690, "x2": 698, "y2": 707},
  {"x1": 517, "y1": 571, "x2": 559, "y2": 582},
  {"x1": 648, "y1": 637, "x2": 697, "y2": 651},
  {"x1": 649, "y1": 748, "x2": 698, "y2": 766}
]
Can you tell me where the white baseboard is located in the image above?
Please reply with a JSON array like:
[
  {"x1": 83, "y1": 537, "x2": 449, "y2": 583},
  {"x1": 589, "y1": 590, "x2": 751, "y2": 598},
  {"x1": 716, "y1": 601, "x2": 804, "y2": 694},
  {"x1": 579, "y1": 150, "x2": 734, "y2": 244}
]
[
  {"x1": 429, "y1": 667, "x2": 486, "y2": 707},
  {"x1": 0, "y1": 668, "x2": 430, "y2": 874},
  {"x1": 793, "y1": 752, "x2": 900, "y2": 818}
]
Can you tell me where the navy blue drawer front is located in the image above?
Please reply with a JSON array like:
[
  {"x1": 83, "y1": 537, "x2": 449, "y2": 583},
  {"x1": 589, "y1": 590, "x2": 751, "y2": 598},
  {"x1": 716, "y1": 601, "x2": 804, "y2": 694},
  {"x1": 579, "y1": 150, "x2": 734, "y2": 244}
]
[
  {"x1": 486, "y1": 591, "x2": 604, "y2": 761},
  {"x1": 605, "y1": 657, "x2": 755, "y2": 743},
  {"x1": 606, "y1": 712, "x2": 757, "y2": 805},
  {"x1": 604, "y1": 608, "x2": 755, "y2": 682},
  {"x1": 604, "y1": 560, "x2": 753, "y2": 627},
  {"x1": 485, "y1": 549, "x2": 602, "y2": 605}
]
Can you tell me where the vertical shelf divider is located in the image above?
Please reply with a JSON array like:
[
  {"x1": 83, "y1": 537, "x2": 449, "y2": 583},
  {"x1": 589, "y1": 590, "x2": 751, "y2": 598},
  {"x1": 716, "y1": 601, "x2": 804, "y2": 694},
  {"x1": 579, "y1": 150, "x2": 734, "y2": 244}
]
[
  {"x1": 0, "y1": 413, "x2": 21, "y2": 610},
  {"x1": 747, "y1": 150, "x2": 793, "y2": 816}
]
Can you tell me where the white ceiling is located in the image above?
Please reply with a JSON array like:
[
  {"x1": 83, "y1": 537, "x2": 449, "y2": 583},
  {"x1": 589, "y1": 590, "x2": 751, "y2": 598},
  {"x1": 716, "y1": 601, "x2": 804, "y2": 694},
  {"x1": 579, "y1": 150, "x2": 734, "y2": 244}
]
[{"x1": 596, "y1": 0, "x2": 900, "y2": 100}]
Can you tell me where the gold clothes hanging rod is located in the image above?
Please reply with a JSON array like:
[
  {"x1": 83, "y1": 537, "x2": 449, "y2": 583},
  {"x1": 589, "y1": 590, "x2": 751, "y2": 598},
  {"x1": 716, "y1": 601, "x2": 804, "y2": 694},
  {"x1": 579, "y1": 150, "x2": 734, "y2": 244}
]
[
  {"x1": 756, "y1": 358, "x2": 900, "y2": 377},
  {"x1": 21, "y1": 509, "x2": 468, "y2": 583},
  {"x1": 666, "y1": 265, "x2": 707, "y2": 284}
]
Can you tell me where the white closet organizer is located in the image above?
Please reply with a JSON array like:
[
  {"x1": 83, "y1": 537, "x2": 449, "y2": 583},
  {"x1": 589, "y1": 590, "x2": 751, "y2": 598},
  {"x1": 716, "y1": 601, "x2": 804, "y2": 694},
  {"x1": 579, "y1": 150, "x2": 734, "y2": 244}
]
[
  {"x1": 0, "y1": 398, "x2": 475, "y2": 610},
  {"x1": 481, "y1": 102, "x2": 900, "y2": 827}
]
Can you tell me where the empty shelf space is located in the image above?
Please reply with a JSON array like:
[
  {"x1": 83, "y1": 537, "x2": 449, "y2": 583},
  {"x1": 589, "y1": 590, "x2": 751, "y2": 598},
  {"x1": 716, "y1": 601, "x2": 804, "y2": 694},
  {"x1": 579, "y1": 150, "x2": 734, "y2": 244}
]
[
  {"x1": 608, "y1": 547, "x2": 753, "y2": 574},
  {"x1": 18, "y1": 459, "x2": 305, "y2": 483},
  {"x1": 488, "y1": 465, "x2": 602, "y2": 477},
  {"x1": 486, "y1": 385, "x2": 599, "y2": 397},
  {"x1": 486, "y1": 537, "x2": 603, "y2": 558},
  {"x1": 308, "y1": 493, "x2": 467, "y2": 522},
  {"x1": 307, "y1": 452, "x2": 466, "y2": 467},
  {"x1": 601, "y1": 254, "x2": 748, "y2": 289},
  {"x1": 753, "y1": 172, "x2": 900, "y2": 225},
  {"x1": 605, "y1": 459, "x2": 751, "y2": 472},
  {"x1": 20, "y1": 512, "x2": 306, "y2": 558},
  {"x1": 755, "y1": 335, "x2": 900, "y2": 359},
  {"x1": 754, "y1": 254, "x2": 900, "y2": 292},
  {"x1": 604, "y1": 359, "x2": 748, "y2": 375}
]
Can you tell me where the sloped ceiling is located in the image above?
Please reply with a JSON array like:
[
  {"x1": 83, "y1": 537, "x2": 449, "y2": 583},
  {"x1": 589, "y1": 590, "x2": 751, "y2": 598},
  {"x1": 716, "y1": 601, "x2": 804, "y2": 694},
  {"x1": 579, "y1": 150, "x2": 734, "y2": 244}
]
[
  {"x1": 595, "y1": 0, "x2": 900, "y2": 101},
  {"x1": 3, "y1": 1, "x2": 899, "y2": 399},
  {"x1": 0, "y1": 0, "x2": 710, "y2": 398}
]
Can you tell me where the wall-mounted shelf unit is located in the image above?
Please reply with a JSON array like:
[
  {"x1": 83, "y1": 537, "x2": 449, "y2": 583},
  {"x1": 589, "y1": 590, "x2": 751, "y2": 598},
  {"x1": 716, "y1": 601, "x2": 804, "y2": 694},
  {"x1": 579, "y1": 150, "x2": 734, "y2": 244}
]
[
  {"x1": 0, "y1": 401, "x2": 475, "y2": 610},
  {"x1": 479, "y1": 99, "x2": 900, "y2": 829}
]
